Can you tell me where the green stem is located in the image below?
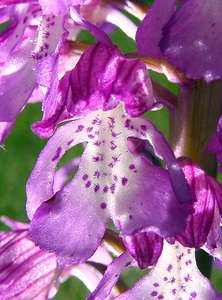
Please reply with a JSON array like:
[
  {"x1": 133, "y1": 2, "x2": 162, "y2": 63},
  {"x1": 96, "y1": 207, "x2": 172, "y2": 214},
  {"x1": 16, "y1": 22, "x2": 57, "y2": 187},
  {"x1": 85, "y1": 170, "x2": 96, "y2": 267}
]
[
  {"x1": 169, "y1": 79, "x2": 222, "y2": 278},
  {"x1": 170, "y1": 80, "x2": 222, "y2": 176}
]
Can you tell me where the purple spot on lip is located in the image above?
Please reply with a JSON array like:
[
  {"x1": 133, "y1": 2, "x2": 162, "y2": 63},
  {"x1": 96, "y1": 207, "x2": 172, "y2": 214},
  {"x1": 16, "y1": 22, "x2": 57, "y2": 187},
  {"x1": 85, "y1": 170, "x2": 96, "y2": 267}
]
[
  {"x1": 151, "y1": 291, "x2": 158, "y2": 297},
  {"x1": 190, "y1": 292, "x2": 197, "y2": 298},
  {"x1": 129, "y1": 164, "x2": 135, "y2": 170},
  {"x1": 52, "y1": 147, "x2": 62, "y2": 161},
  {"x1": 141, "y1": 125, "x2": 147, "y2": 131},
  {"x1": 85, "y1": 181, "x2": 91, "y2": 188},
  {"x1": 82, "y1": 174, "x2": 88, "y2": 181},
  {"x1": 153, "y1": 282, "x2": 159, "y2": 287},
  {"x1": 101, "y1": 202, "x2": 107, "y2": 209},
  {"x1": 167, "y1": 264, "x2": 173, "y2": 272},
  {"x1": 129, "y1": 215, "x2": 133, "y2": 220},
  {"x1": 103, "y1": 186, "x2": 109, "y2": 193},
  {"x1": 94, "y1": 184, "x2": 100, "y2": 192},
  {"x1": 122, "y1": 177, "x2": 128, "y2": 186}
]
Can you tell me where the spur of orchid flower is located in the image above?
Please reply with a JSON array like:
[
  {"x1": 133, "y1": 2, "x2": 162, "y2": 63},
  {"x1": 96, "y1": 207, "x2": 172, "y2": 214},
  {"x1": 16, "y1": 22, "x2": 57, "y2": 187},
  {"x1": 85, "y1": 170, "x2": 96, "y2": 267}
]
[
  {"x1": 26, "y1": 42, "x2": 193, "y2": 266},
  {"x1": 88, "y1": 159, "x2": 222, "y2": 300}
]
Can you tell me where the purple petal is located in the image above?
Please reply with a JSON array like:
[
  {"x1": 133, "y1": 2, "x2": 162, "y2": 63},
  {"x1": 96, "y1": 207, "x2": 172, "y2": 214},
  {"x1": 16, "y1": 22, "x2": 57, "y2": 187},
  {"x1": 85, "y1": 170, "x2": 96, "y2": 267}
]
[
  {"x1": 29, "y1": 184, "x2": 109, "y2": 265},
  {"x1": 123, "y1": 232, "x2": 163, "y2": 269},
  {"x1": 161, "y1": 0, "x2": 222, "y2": 82},
  {"x1": 70, "y1": 6, "x2": 112, "y2": 46},
  {"x1": 0, "y1": 6, "x2": 67, "y2": 124},
  {"x1": 136, "y1": 0, "x2": 177, "y2": 58},
  {"x1": 176, "y1": 159, "x2": 216, "y2": 248},
  {"x1": 0, "y1": 229, "x2": 59, "y2": 299},
  {"x1": 33, "y1": 42, "x2": 155, "y2": 138},
  {"x1": 28, "y1": 105, "x2": 194, "y2": 264},
  {"x1": 137, "y1": 0, "x2": 222, "y2": 81},
  {"x1": 116, "y1": 241, "x2": 222, "y2": 300},
  {"x1": 88, "y1": 251, "x2": 134, "y2": 300},
  {"x1": 129, "y1": 116, "x2": 194, "y2": 205},
  {"x1": 208, "y1": 177, "x2": 222, "y2": 219},
  {"x1": 0, "y1": 47, "x2": 35, "y2": 121},
  {"x1": 27, "y1": 115, "x2": 96, "y2": 219}
]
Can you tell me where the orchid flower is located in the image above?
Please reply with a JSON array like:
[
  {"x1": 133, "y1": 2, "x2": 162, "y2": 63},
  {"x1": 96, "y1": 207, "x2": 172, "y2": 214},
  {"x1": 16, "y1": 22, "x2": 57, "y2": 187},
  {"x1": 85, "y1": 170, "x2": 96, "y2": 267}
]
[
  {"x1": 26, "y1": 42, "x2": 193, "y2": 267},
  {"x1": 136, "y1": 0, "x2": 222, "y2": 82},
  {"x1": 0, "y1": 0, "x2": 139, "y2": 144},
  {"x1": 88, "y1": 159, "x2": 222, "y2": 300}
]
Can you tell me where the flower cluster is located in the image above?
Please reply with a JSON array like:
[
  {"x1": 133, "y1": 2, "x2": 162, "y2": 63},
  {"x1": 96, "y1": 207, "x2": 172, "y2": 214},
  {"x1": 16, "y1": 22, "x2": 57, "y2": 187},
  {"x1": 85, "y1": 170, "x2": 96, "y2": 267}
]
[{"x1": 1, "y1": 0, "x2": 222, "y2": 299}]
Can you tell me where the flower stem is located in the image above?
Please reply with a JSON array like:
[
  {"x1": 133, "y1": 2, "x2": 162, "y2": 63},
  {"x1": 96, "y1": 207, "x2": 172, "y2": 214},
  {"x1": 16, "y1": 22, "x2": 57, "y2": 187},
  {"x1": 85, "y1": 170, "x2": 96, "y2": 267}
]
[{"x1": 170, "y1": 80, "x2": 222, "y2": 176}]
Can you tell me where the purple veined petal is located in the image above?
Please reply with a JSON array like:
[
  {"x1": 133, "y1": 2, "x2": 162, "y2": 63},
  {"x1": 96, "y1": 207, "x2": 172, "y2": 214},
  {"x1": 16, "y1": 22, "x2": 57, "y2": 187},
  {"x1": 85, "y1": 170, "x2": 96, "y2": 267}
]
[
  {"x1": 0, "y1": 120, "x2": 15, "y2": 145},
  {"x1": 70, "y1": 6, "x2": 112, "y2": 47},
  {"x1": 160, "y1": 0, "x2": 222, "y2": 82},
  {"x1": 123, "y1": 232, "x2": 163, "y2": 269},
  {"x1": 116, "y1": 241, "x2": 222, "y2": 300},
  {"x1": 0, "y1": 229, "x2": 60, "y2": 300},
  {"x1": 136, "y1": 0, "x2": 177, "y2": 58},
  {"x1": 88, "y1": 251, "x2": 134, "y2": 300},
  {"x1": 32, "y1": 42, "x2": 155, "y2": 138},
  {"x1": 53, "y1": 157, "x2": 81, "y2": 193},
  {"x1": 175, "y1": 159, "x2": 216, "y2": 249},
  {"x1": 38, "y1": 0, "x2": 85, "y2": 15},
  {"x1": 0, "y1": 217, "x2": 116, "y2": 300}
]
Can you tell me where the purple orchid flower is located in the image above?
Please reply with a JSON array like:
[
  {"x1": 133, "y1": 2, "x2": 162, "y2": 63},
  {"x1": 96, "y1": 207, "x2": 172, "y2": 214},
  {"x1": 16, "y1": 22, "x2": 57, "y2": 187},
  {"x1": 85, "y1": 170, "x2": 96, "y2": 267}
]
[
  {"x1": 88, "y1": 159, "x2": 222, "y2": 300},
  {"x1": 26, "y1": 42, "x2": 193, "y2": 266},
  {"x1": 0, "y1": 1, "x2": 138, "y2": 144},
  {"x1": 0, "y1": 2, "x2": 68, "y2": 145},
  {"x1": 136, "y1": 0, "x2": 222, "y2": 82}
]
